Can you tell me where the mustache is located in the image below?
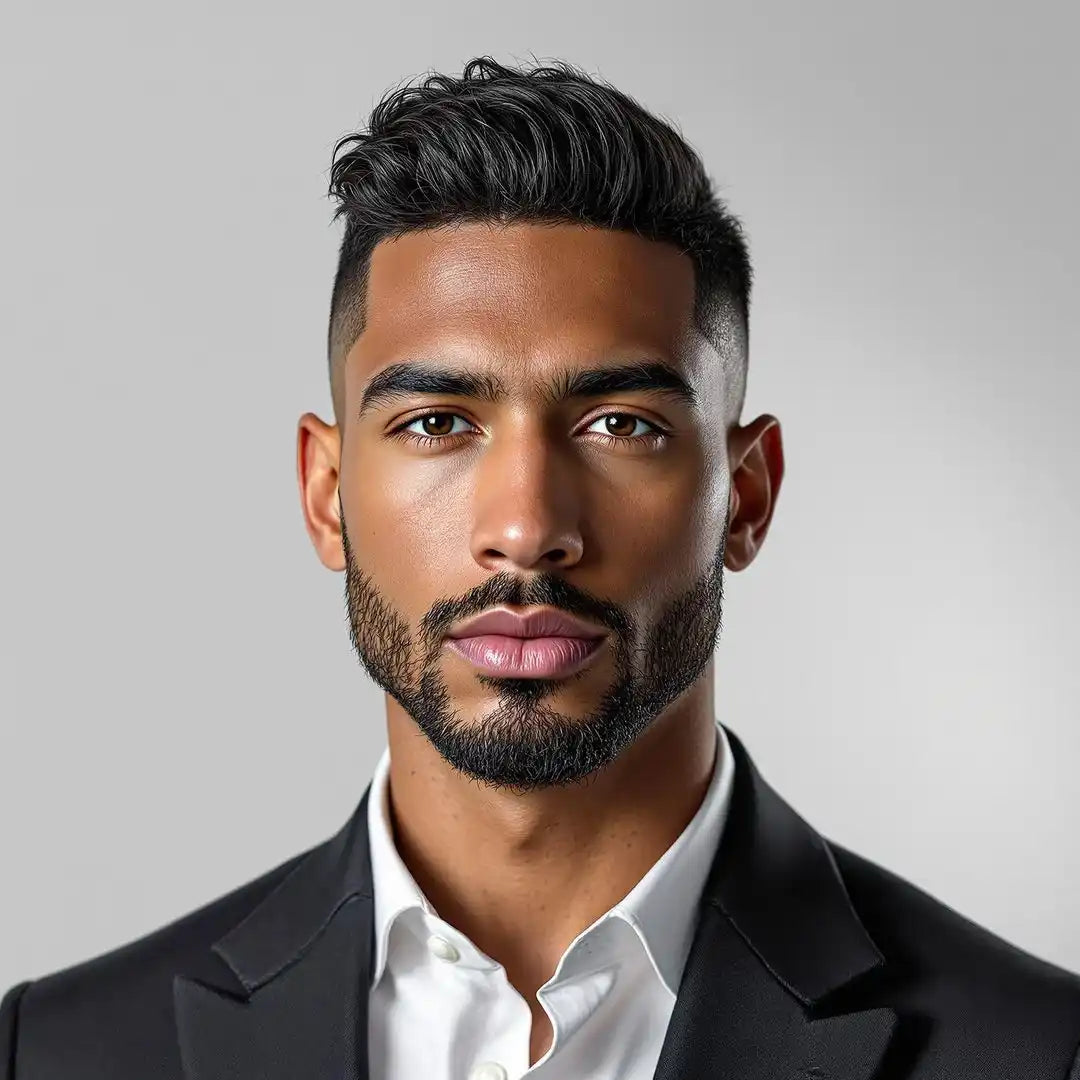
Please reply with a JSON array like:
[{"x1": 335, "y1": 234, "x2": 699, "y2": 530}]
[{"x1": 419, "y1": 571, "x2": 631, "y2": 645}]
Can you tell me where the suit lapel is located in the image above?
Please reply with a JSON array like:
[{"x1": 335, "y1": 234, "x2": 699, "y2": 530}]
[
  {"x1": 652, "y1": 727, "x2": 898, "y2": 1079},
  {"x1": 652, "y1": 903, "x2": 896, "y2": 1079},
  {"x1": 174, "y1": 726, "x2": 897, "y2": 1080},
  {"x1": 174, "y1": 789, "x2": 377, "y2": 1080}
]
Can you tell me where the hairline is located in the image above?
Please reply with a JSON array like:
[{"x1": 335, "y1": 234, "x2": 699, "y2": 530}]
[{"x1": 327, "y1": 221, "x2": 749, "y2": 430}]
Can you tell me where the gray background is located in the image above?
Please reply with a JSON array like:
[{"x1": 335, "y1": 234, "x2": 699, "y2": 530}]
[{"x1": 2, "y1": 1, "x2": 1077, "y2": 984}]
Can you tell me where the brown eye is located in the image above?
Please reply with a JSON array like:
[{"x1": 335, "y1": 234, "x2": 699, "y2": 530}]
[
  {"x1": 602, "y1": 414, "x2": 639, "y2": 437},
  {"x1": 584, "y1": 413, "x2": 660, "y2": 440},
  {"x1": 418, "y1": 413, "x2": 457, "y2": 436},
  {"x1": 397, "y1": 412, "x2": 472, "y2": 439}
]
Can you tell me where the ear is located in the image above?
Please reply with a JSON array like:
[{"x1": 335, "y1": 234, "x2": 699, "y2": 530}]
[
  {"x1": 724, "y1": 414, "x2": 784, "y2": 571},
  {"x1": 296, "y1": 412, "x2": 345, "y2": 572}
]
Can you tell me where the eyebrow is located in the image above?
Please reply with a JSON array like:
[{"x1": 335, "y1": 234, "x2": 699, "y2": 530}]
[{"x1": 357, "y1": 359, "x2": 698, "y2": 420}]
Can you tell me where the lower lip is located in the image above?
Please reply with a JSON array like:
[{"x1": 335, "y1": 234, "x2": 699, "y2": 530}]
[{"x1": 445, "y1": 634, "x2": 605, "y2": 678}]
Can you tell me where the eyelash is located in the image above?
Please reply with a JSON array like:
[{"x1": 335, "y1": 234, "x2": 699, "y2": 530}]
[{"x1": 388, "y1": 410, "x2": 669, "y2": 450}]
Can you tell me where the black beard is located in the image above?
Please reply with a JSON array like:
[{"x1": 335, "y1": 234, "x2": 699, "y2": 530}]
[{"x1": 341, "y1": 516, "x2": 727, "y2": 795}]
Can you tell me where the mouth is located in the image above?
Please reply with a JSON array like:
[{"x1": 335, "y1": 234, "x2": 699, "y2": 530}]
[{"x1": 444, "y1": 633, "x2": 606, "y2": 679}]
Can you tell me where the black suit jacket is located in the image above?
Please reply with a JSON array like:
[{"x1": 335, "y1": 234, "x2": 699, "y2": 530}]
[{"x1": 3, "y1": 726, "x2": 1079, "y2": 1079}]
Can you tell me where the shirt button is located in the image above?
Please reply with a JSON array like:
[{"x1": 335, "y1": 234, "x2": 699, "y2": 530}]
[
  {"x1": 468, "y1": 1064, "x2": 507, "y2": 1080},
  {"x1": 426, "y1": 934, "x2": 461, "y2": 962}
]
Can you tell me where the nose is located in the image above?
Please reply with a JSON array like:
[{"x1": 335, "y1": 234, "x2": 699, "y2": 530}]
[{"x1": 468, "y1": 433, "x2": 585, "y2": 573}]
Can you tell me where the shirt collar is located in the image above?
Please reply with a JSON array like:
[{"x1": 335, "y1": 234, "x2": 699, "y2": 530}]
[{"x1": 367, "y1": 719, "x2": 736, "y2": 995}]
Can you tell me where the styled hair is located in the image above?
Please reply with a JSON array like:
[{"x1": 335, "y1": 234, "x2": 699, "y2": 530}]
[{"x1": 326, "y1": 55, "x2": 752, "y2": 427}]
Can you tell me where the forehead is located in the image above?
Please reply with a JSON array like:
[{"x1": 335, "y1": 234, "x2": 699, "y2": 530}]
[{"x1": 347, "y1": 221, "x2": 701, "y2": 384}]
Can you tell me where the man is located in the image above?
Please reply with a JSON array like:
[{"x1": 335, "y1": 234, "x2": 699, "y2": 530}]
[{"x1": 2, "y1": 55, "x2": 1078, "y2": 1080}]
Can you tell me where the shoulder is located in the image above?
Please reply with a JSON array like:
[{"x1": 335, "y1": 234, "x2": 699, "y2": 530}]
[
  {"x1": 830, "y1": 840, "x2": 1080, "y2": 992},
  {"x1": 1, "y1": 847, "x2": 312, "y2": 1078},
  {"x1": 828, "y1": 840, "x2": 1080, "y2": 1055}
]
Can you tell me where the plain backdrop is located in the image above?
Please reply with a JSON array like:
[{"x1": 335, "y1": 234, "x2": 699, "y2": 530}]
[{"x1": 2, "y1": 1, "x2": 1078, "y2": 985}]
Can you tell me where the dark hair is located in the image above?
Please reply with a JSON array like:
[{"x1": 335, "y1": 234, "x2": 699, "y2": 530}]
[{"x1": 326, "y1": 55, "x2": 752, "y2": 427}]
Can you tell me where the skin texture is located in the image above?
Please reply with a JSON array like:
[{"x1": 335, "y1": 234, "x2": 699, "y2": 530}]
[{"x1": 297, "y1": 220, "x2": 784, "y2": 1064}]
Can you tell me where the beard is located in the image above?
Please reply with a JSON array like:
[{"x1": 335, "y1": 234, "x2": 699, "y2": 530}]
[{"x1": 341, "y1": 511, "x2": 727, "y2": 795}]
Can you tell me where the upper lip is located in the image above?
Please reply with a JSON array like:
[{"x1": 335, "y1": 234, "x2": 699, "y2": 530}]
[{"x1": 446, "y1": 606, "x2": 607, "y2": 640}]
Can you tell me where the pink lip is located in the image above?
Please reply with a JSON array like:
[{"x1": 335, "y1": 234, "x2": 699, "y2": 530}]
[
  {"x1": 447, "y1": 606, "x2": 606, "y2": 641},
  {"x1": 445, "y1": 634, "x2": 605, "y2": 678}
]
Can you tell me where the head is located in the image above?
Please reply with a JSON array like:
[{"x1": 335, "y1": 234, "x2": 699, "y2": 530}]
[{"x1": 298, "y1": 57, "x2": 783, "y2": 794}]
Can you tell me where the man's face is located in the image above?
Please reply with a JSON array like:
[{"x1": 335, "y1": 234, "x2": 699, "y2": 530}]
[{"x1": 334, "y1": 221, "x2": 736, "y2": 794}]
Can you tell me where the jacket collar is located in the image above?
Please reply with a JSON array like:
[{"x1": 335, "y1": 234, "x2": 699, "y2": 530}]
[
  {"x1": 704, "y1": 726, "x2": 886, "y2": 1004},
  {"x1": 174, "y1": 725, "x2": 897, "y2": 1080},
  {"x1": 206, "y1": 784, "x2": 374, "y2": 997}
]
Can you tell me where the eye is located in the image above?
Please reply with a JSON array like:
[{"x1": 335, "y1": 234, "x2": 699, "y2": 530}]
[
  {"x1": 387, "y1": 409, "x2": 668, "y2": 450},
  {"x1": 583, "y1": 413, "x2": 662, "y2": 441},
  {"x1": 396, "y1": 412, "x2": 475, "y2": 441}
]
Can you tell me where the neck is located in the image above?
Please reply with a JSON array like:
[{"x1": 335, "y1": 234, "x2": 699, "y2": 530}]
[{"x1": 382, "y1": 663, "x2": 719, "y2": 1000}]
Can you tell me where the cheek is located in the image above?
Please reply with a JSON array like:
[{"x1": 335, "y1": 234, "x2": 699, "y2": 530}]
[
  {"x1": 612, "y1": 464, "x2": 726, "y2": 599},
  {"x1": 348, "y1": 461, "x2": 468, "y2": 591},
  {"x1": 622, "y1": 463, "x2": 716, "y2": 548}
]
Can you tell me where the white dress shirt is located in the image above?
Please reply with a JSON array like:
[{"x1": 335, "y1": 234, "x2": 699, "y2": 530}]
[{"x1": 366, "y1": 719, "x2": 736, "y2": 1080}]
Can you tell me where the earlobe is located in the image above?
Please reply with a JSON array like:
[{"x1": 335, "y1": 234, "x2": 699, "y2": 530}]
[{"x1": 296, "y1": 412, "x2": 346, "y2": 572}]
